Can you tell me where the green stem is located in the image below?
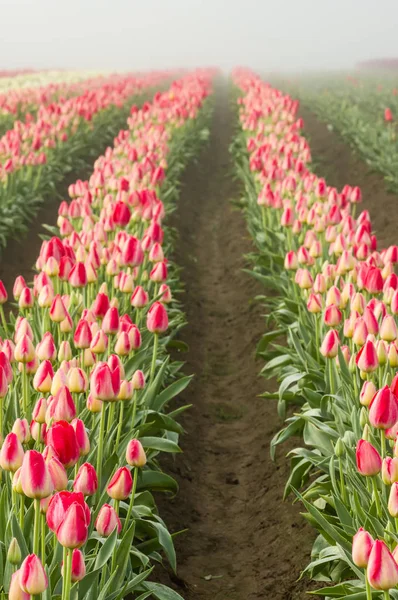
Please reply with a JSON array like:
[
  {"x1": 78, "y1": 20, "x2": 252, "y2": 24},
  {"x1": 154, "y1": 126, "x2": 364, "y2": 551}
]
[
  {"x1": 338, "y1": 457, "x2": 347, "y2": 504},
  {"x1": 33, "y1": 499, "x2": 41, "y2": 556},
  {"x1": 149, "y1": 333, "x2": 159, "y2": 384},
  {"x1": 96, "y1": 404, "x2": 107, "y2": 498},
  {"x1": 115, "y1": 402, "x2": 124, "y2": 452},
  {"x1": 364, "y1": 568, "x2": 372, "y2": 600},
  {"x1": 123, "y1": 468, "x2": 138, "y2": 534},
  {"x1": 111, "y1": 499, "x2": 120, "y2": 572},
  {"x1": 19, "y1": 496, "x2": 24, "y2": 528},
  {"x1": 384, "y1": 590, "x2": 390, "y2": 600},
  {"x1": 41, "y1": 515, "x2": 46, "y2": 565},
  {"x1": 329, "y1": 359, "x2": 335, "y2": 396},
  {"x1": 381, "y1": 429, "x2": 387, "y2": 459},
  {"x1": 371, "y1": 476, "x2": 382, "y2": 518},
  {"x1": 107, "y1": 402, "x2": 116, "y2": 435},
  {"x1": 131, "y1": 391, "x2": 137, "y2": 429},
  {"x1": 22, "y1": 364, "x2": 28, "y2": 417}
]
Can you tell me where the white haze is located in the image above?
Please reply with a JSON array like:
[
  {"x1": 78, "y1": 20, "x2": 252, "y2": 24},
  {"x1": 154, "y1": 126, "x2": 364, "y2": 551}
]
[{"x1": 2, "y1": 0, "x2": 398, "y2": 72}]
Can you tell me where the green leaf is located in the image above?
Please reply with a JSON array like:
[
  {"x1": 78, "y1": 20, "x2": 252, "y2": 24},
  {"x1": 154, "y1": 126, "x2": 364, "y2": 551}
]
[
  {"x1": 94, "y1": 526, "x2": 118, "y2": 569},
  {"x1": 142, "y1": 582, "x2": 185, "y2": 600},
  {"x1": 139, "y1": 436, "x2": 182, "y2": 453},
  {"x1": 151, "y1": 375, "x2": 193, "y2": 412},
  {"x1": 137, "y1": 470, "x2": 178, "y2": 494}
]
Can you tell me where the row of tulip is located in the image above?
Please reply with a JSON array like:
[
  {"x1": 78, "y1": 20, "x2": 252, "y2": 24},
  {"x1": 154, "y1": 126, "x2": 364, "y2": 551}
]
[
  {"x1": 0, "y1": 72, "x2": 167, "y2": 251},
  {"x1": 0, "y1": 69, "x2": 213, "y2": 600},
  {"x1": 232, "y1": 68, "x2": 398, "y2": 599},
  {"x1": 0, "y1": 71, "x2": 106, "y2": 135},
  {"x1": 282, "y1": 73, "x2": 398, "y2": 192}
]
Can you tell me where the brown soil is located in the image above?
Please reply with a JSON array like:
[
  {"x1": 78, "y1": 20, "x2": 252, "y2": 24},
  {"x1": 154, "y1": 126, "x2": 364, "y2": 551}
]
[
  {"x1": 299, "y1": 105, "x2": 398, "y2": 249},
  {"x1": 156, "y1": 83, "x2": 315, "y2": 599}
]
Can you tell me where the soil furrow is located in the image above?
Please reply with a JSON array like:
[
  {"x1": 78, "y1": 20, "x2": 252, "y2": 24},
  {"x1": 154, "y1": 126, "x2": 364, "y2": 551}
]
[{"x1": 157, "y1": 81, "x2": 314, "y2": 599}]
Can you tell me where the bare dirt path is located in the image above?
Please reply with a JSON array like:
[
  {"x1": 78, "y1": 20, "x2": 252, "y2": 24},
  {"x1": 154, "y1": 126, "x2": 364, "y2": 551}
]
[
  {"x1": 158, "y1": 82, "x2": 314, "y2": 600},
  {"x1": 299, "y1": 105, "x2": 398, "y2": 249}
]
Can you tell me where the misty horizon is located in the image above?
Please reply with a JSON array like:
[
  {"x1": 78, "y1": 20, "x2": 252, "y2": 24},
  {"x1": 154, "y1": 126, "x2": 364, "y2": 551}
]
[{"x1": 2, "y1": 0, "x2": 398, "y2": 73}]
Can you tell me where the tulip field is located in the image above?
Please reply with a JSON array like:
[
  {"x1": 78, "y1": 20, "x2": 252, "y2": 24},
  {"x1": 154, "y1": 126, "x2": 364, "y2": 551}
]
[{"x1": 1, "y1": 64, "x2": 398, "y2": 600}]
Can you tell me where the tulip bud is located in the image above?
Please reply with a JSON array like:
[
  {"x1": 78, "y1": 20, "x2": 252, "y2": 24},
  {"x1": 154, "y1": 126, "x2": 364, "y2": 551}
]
[
  {"x1": 360, "y1": 381, "x2": 377, "y2": 407},
  {"x1": 19, "y1": 554, "x2": 48, "y2": 594},
  {"x1": 61, "y1": 548, "x2": 86, "y2": 582},
  {"x1": 32, "y1": 398, "x2": 47, "y2": 424},
  {"x1": 49, "y1": 295, "x2": 67, "y2": 323},
  {"x1": 73, "y1": 462, "x2": 98, "y2": 496},
  {"x1": 95, "y1": 503, "x2": 121, "y2": 536},
  {"x1": 14, "y1": 334, "x2": 35, "y2": 364},
  {"x1": 7, "y1": 537, "x2": 22, "y2": 565},
  {"x1": 20, "y1": 450, "x2": 53, "y2": 499},
  {"x1": 58, "y1": 341, "x2": 72, "y2": 362},
  {"x1": 106, "y1": 466, "x2": 133, "y2": 500},
  {"x1": 86, "y1": 394, "x2": 103, "y2": 413},
  {"x1": 320, "y1": 329, "x2": 339, "y2": 358},
  {"x1": 12, "y1": 418, "x2": 31, "y2": 444},
  {"x1": 56, "y1": 502, "x2": 88, "y2": 548},
  {"x1": 369, "y1": 385, "x2": 398, "y2": 430},
  {"x1": 356, "y1": 439, "x2": 382, "y2": 476},
  {"x1": 126, "y1": 439, "x2": 147, "y2": 467},
  {"x1": 147, "y1": 302, "x2": 168, "y2": 334},
  {"x1": 33, "y1": 360, "x2": 54, "y2": 393},
  {"x1": 352, "y1": 528, "x2": 374, "y2": 568},
  {"x1": 90, "y1": 362, "x2": 120, "y2": 401},
  {"x1": 381, "y1": 315, "x2": 398, "y2": 342},
  {"x1": 47, "y1": 456, "x2": 68, "y2": 491},
  {"x1": 71, "y1": 419, "x2": 90, "y2": 456},
  {"x1": 0, "y1": 432, "x2": 24, "y2": 472},
  {"x1": 67, "y1": 367, "x2": 87, "y2": 394},
  {"x1": 383, "y1": 457, "x2": 398, "y2": 485}
]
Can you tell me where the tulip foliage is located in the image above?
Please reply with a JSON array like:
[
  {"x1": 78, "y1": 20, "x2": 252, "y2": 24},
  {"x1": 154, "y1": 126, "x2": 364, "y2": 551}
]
[
  {"x1": 0, "y1": 70, "x2": 213, "y2": 600},
  {"x1": 232, "y1": 68, "x2": 398, "y2": 599}
]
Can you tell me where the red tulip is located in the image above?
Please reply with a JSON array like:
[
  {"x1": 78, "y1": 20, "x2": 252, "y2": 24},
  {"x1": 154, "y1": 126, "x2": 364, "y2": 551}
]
[
  {"x1": 46, "y1": 490, "x2": 90, "y2": 533},
  {"x1": 46, "y1": 421, "x2": 79, "y2": 468}
]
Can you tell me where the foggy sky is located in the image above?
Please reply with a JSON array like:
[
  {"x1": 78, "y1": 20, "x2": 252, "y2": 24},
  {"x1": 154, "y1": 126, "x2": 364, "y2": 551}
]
[{"x1": 2, "y1": 0, "x2": 398, "y2": 73}]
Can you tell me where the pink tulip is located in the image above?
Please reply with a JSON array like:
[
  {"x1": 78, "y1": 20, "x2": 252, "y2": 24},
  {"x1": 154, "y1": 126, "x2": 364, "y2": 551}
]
[
  {"x1": 147, "y1": 302, "x2": 168, "y2": 334},
  {"x1": 0, "y1": 432, "x2": 24, "y2": 472},
  {"x1": 352, "y1": 528, "x2": 374, "y2": 568},
  {"x1": 368, "y1": 539, "x2": 398, "y2": 590},
  {"x1": 73, "y1": 462, "x2": 98, "y2": 496},
  {"x1": 369, "y1": 386, "x2": 398, "y2": 430},
  {"x1": 56, "y1": 502, "x2": 88, "y2": 548},
  {"x1": 107, "y1": 466, "x2": 133, "y2": 500},
  {"x1": 19, "y1": 554, "x2": 48, "y2": 594},
  {"x1": 95, "y1": 503, "x2": 121, "y2": 536},
  {"x1": 356, "y1": 439, "x2": 382, "y2": 476},
  {"x1": 20, "y1": 450, "x2": 53, "y2": 498}
]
